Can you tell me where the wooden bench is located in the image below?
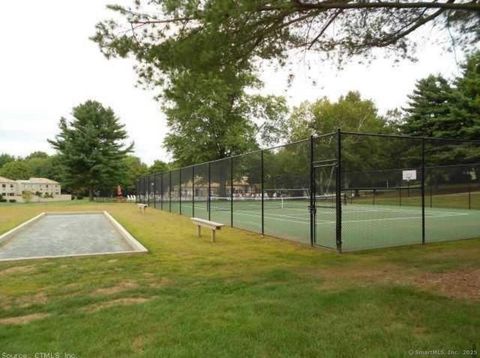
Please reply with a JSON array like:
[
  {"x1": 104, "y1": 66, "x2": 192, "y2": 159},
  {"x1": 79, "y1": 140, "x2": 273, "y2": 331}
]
[
  {"x1": 191, "y1": 217, "x2": 224, "y2": 242},
  {"x1": 137, "y1": 203, "x2": 148, "y2": 213}
]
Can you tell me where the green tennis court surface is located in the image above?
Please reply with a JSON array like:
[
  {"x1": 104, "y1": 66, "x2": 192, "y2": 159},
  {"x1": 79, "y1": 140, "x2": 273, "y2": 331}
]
[{"x1": 171, "y1": 199, "x2": 480, "y2": 251}]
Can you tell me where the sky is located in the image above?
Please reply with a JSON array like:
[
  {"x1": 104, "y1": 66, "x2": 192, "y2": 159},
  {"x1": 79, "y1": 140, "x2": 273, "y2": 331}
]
[{"x1": 0, "y1": 1, "x2": 465, "y2": 165}]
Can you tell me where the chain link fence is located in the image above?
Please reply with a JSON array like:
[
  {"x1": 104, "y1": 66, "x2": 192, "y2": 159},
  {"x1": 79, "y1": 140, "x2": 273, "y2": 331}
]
[{"x1": 137, "y1": 131, "x2": 480, "y2": 251}]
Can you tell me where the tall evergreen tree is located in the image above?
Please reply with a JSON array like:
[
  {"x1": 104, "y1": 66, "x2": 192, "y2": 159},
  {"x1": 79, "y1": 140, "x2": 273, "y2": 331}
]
[
  {"x1": 449, "y1": 52, "x2": 480, "y2": 140},
  {"x1": 48, "y1": 100, "x2": 133, "y2": 200},
  {"x1": 402, "y1": 75, "x2": 453, "y2": 137}
]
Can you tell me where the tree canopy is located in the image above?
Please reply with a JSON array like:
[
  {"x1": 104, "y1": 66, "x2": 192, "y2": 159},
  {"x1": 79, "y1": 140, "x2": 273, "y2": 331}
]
[
  {"x1": 0, "y1": 154, "x2": 15, "y2": 169},
  {"x1": 48, "y1": 100, "x2": 133, "y2": 200},
  {"x1": 287, "y1": 91, "x2": 391, "y2": 140},
  {"x1": 93, "y1": 0, "x2": 479, "y2": 70},
  {"x1": 120, "y1": 155, "x2": 149, "y2": 194},
  {"x1": 0, "y1": 160, "x2": 32, "y2": 180},
  {"x1": 147, "y1": 160, "x2": 169, "y2": 174},
  {"x1": 403, "y1": 51, "x2": 480, "y2": 139}
]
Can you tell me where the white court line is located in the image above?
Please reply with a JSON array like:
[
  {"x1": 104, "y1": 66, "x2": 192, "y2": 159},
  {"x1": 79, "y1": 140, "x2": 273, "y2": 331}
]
[
  {"x1": 232, "y1": 210, "x2": 311, "y2": 225},
  {"x1": 229, "y1": 207, "x2": 470, "y2": 226},
  {"x1": 316, "y1": 212, "x2": 470, "y2": 225},
  {"x1": 174, "y1": 203, "x2": 472, "y2": 225}
]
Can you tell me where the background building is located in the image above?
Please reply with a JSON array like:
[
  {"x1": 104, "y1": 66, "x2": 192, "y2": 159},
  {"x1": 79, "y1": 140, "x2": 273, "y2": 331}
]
[
  {"x1": 0, "y1": 177, "x2": 70, "y2": 202},
  {"x1": 0, "y1": 176, "x2": 17, "y2": 197}
]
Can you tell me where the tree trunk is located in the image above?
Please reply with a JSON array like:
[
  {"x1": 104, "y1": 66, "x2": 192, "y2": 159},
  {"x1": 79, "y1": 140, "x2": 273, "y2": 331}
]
[{"x1": 89, "y1": 187, "x2": 94, "y2": 201}]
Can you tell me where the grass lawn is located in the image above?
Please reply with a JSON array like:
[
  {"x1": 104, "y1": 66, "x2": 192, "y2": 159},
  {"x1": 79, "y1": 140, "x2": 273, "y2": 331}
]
[{"x1": 0, "y1": 202, "x2": 479, "y2": 357}]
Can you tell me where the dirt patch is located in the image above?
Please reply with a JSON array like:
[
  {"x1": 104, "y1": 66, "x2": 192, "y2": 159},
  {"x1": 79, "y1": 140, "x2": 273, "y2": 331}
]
[
  {"x1": 306, "y1": 264, "x2": 414, "y2": 290},
  {"x1": 92, "y1": 281, "x2": 139, "y2": 296},
  {"x1": 415, "y1": 269, "x2": 480, "y2": 300},
  {"x1": 309, "y1": 264, "x2": 480, "y2": 301},
  {"x1": 132, "y1": 336, "x2": 145, "y2": 352},
  {"x1": 0, "y1": 313, "x2": 49, "y2": 325},
  {"x1": 148, "y1": 277, "x2": 173, "y2": 289},
  {"x1": 0, "y1": 265, "x2": 36, "y2": 277},
  {"x1": 83, "y1": 297, "x2": 152, "y2": 313},
  {"x1": 17, "y1": 292, "x2": 48, "y2": 308},
  {"x1": 1, "y1": 292, "x2": 48, "y2": 311}
]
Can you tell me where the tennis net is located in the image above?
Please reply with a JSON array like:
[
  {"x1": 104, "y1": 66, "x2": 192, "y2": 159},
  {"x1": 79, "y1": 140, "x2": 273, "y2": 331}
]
[{"x1": 209, "y1": 195, "x2": 337, "y2": 211}]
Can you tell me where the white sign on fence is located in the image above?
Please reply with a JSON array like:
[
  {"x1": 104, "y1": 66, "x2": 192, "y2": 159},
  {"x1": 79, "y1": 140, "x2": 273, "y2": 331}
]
[{"x1": 402, "y1": 170, "x2": 417, "y2": 181}]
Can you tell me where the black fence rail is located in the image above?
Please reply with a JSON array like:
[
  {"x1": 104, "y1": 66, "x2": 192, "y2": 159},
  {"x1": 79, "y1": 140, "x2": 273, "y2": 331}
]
[{"x1": 136, "y1": 131, "x2": 480, "y2": 252}]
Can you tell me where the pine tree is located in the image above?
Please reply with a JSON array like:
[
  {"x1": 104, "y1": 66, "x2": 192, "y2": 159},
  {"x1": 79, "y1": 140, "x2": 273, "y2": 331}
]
[
  {"x1": 48, "y1": 100, "x2": 133, "y2": 200},
  {"x1": 402, "y1": 75, "x2": 453, "y2": 137},
  {"x1": 449, "y1": 52, "x2": 480, "y2": 140}
]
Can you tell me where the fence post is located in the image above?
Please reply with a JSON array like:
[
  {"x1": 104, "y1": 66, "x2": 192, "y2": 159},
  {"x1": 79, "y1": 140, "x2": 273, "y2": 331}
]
[
  {"x1": 179, "y1": 169, "x2": 182, "y2": 215},
  {"x1": 153, "y1": 173, "x2": 157, "y2": 209},
  {"x1": 135, "y1": 180, "x2": 138, "y2": 203},
  {"x1": 160, "y1": 173, "x2": 164, "y2": 210},
  {"x1": 468, "y1": 183, "x2": 472, "y2": 210},
  {"x1": 143, "y1": 177, "x2": 146, "y2": 204},
  {"x1": 309, "y1": 135, "x2": 315, "y2": 247},
  {"x1": 261, "y1": 150, "x2": 265, "y2": 235},
  {"x1": 430, "y1": 181, "x2": 433, "y2": 208},
  {"x1": 169, "y1": 171, "x2": 172, "y2": 212},
  {"x1": 336, "y1": 129, "x2": 343, "y2": 253},
  {"x1": 421, "y1": 138, "x2": 426, "y2": 245},
  {"x1": 208, "y1": 162, "x2": 211, "y2": 221},
  {"x1": 230, "y1": 157, "x2": 234, "y2": 227},
  {"x1": 192, "y1": 166, "x2": 195, "y2": 217},
  {"x1": 148, "y1": 176, "x2": 151, "y2": 206}
]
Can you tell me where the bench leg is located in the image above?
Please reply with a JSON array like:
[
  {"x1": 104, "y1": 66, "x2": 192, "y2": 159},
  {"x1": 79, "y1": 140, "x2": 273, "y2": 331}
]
[
  {"x1": 197, "y1": 225, "x2": 201, "y2": 237},
  {"x1": 211, "y1": 229, "x2": 216, "y2": 242}
]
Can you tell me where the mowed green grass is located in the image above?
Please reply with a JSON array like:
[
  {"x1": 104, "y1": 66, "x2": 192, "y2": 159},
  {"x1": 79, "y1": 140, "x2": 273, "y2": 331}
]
[{"x1": 0, "y1": 202, "x2": 479, "y2": 357}]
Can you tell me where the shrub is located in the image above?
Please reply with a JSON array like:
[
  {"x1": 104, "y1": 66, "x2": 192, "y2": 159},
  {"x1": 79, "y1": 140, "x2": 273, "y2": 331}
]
[
  {"x1": 76, "y1": 195, "x2": 84, "y2": 200},
  {"x1": 8, "y1": 199, "x2": 16, "y2": 203},
  {"x1": 22, "y1": 191, "x2": 33, "y2": 203}
]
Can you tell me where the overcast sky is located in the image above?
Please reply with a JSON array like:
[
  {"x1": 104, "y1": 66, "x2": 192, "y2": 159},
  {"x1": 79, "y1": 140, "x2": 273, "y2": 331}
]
[{"x1": 0, "y1": 1, "x2": 465, "y2": 165}]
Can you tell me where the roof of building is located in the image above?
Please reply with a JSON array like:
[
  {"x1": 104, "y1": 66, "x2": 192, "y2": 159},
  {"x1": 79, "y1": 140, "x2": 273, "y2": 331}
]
[
  {"x1": 28, "y1": 178, "x2": 60, "y2": 184},
  {"x1": 0, "y1": 176, "x2": 17, "y2": 183},
  {"x1": 14, "y1": 178, "x2": 60, "y2": 185}
]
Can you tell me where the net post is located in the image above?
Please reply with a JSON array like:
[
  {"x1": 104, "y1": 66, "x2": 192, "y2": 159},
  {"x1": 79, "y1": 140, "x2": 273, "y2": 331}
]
[
  {"x1": 192, "y1": 166, "x2": 195, "y2": 217},
  {"x1": 169, "y1": 171, "x2": 172, "y2": 212},
  {"x1": 208, "y1": 162, "x2": 211, "y2": 221},
  {"x1": 421, "y1": 138, "x2": 426, "y2": 245},
  {"x1": 309, "y1": 135, "x2": 315, "y2": 246},
  {"x1": 261, "y1": 150, "x2": 265, "y2": 236},
  {"x1": 153, "y1": 173, "x2": 157, "y2": 209},
  {"x1": 335, "y1": 129, "x2": 343, "y2": 253},
  {"x1": 179, "y1": 169, "x2": 182, "y2": 215},
  {"x1": 230, "y1": 157, "x2": 233, "y2": 227}
]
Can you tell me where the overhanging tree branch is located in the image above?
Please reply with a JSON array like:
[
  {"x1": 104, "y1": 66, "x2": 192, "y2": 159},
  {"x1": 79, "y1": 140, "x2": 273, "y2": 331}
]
[{"x1": 260, "y1": 1, "x2": 480, "y2": 12}]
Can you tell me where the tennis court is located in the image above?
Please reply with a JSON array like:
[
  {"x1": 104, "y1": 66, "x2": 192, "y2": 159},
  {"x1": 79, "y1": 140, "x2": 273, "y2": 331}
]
[
  {"x1": 174, "y1": 195, "x2": 480, "y2": 251},
  {"x1": 138, "y1": 131, "x2": 480, "y2": 251}
]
